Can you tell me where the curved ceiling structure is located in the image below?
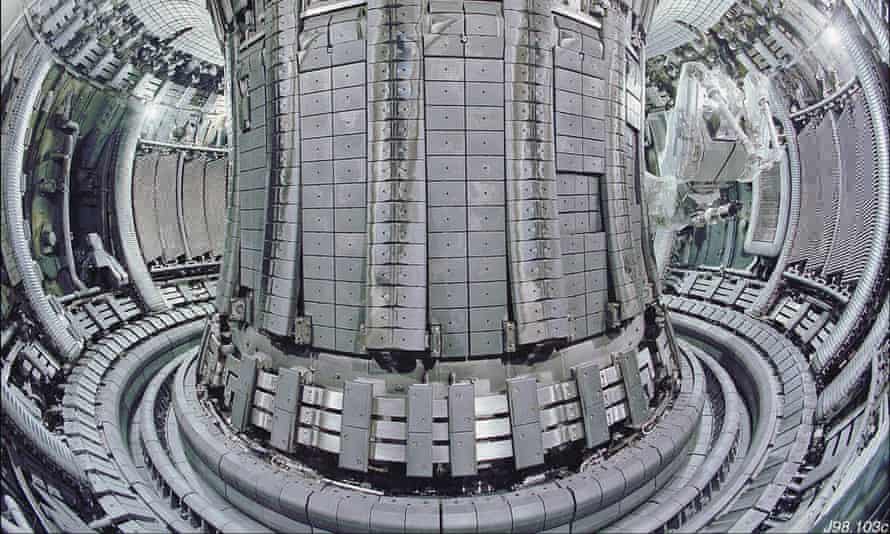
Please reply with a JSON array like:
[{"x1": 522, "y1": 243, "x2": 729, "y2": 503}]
[
  {"x1": 1, "y1": 0, "x2": 888, "y2": 533},
  {"x1": 128, "y1": 0, "x2": 224, "y2": 65},
  {"x1": 645, "y1": 0, "x2": 736, "y2": 57}
]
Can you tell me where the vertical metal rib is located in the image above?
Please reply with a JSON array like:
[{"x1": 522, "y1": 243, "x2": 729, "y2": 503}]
[
  {"x1": 504, "y1": 0, "x2": 569, "y2": 346},
  {"x1": 262, "y1": 0, "x2": 303, "y2": 337},
  {"x1": 216, "y1": 37, "x2": 240, "y2": 316},
  {"x1": 115, "y1": 106, "x2": 169, "y2": 312},
  {"x1": 364, "y1": 0, "x2": 428, "y2": 351},
  {"x1": 601, "y1": 8, "x2": 643, "y2": 323}
]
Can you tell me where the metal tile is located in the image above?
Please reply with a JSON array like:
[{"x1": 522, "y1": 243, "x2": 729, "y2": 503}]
[
  {"x1": 304, "y1": 256, "x2": 335, "y2": 279},
  {"x1": 304, "y1": 279, "x2": 335, "y2": 302},
  {"x1": 448, "y1": 382, "x2": 477, "y2": 474},
  {"x1": 333, "y1": 109, "x2": 366, "y2": 135},
  {"x1": 406, "y1": 432, "x2": 434, "y2": 478},
  {"x1": 617, "y1": 351, "x2": 648, "y2": 427},
  {"x1": 467, "y1": 231, "x2": 506, "y2": 256},
  {"x1": 574, "y1": 361, "x2": 609, "y2": 448},
  {"x1": 339, "y1": 426, "x2": 370, "y2": 472},
  {"x1": 335, "y1": 208, "x2": 366, "y2": 232},
  {"x1": 465, "y1": 35, "x2": 504, "y2": 58},
  {"x1": 466, "y1": 82, "x2": 504, "y2": 106},
  {"x1": 332, "y1": 62, "x2": 365, "y2": 88},
  {"x1": 427, "y1": 131, "x2": 467, "y2": 155},
  {"x1": 469, "y1": 331, "x2": 503, "y2": 355},
  {"x1": 303, "y1": 137, "x2": 333, "y2": 161},
  {"x1": 429, "y1": 258, "x2": 469, "y2": 283},
  {"x1": 305, "y1": 301, "x2": 335, "y2": 327},
  {"x1": 430, "y1": 284, "x2": 469, "y2": 308},
  {"x1": 468, "y1": 206, "x2": 506, "y2": 231},
  {"x1": 425, "y1": 58, "x2": 465, "y2": 81},
  {"x1": 336, "y1": 257, "x2": 366, "y2": 282},
  {"x1": 408, "y1": 384, "x2": 434, "y2": 433},
  {"x1": 336, "y1": 281, "x2": 365, "y2": 305},
  {"x1": 303, "y1": 208, "x2": 334, "y2": 232},
  {"x1": 427, "y1": 156, "x2": 466, "y2": 180},
  {"x1": 426, "y1": 106, "x2": 466, "y2": 130},
  {"x1": 231, "y1": 356, "x2": 258, "y2": 431},
  {"x1": 334, "y1": 133, "x2": 366, "y2": 159},
  {"x1": 300, "y1": 68, "x2": 332, "y2": 94},
  {"x1": 466, "y1": 59, "x2": 504, "y2": 82},
  {"x1": 333, "y1": 85, "x2": 365, "y2": 112},
  {"x1": 301, "y1": 91, "x2": 333, "y2": 115},
  {"x1": 423, "y1": 33, "x2": 465, "y2": 56},
  {"x1": 468, "y1": 282, "x2": 508, "y2": 307},
  {"x1": 332, "y1": 40, "x2": 366, "y2": 65},
  {"x1": 429, "y1": 182, "x2": 467, "y2": 207},
  {"x1": 466, "y1": 131, "x2": 505, "y2": 155},
  {"x1": 334, "y1": 158, "x2": 367, "y2": 182},
  {"x1": 431, "y1": 308, "x2": 469, "y2": 333},
  {"x1": 512, "y1": 422, "x2": 544, "y2": 469},
  {"x1": 303, "y1": 232, "x2": 334, "y2": 255}
]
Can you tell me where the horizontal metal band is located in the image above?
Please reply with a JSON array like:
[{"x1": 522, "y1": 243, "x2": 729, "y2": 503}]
[{"x1": 244, "y1": 350, "x2": 654, "y2": 471}]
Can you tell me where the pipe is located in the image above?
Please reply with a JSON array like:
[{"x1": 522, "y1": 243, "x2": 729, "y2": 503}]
[
  {"x1": 782, "y1": 271, "x2": 850, "y2": 305},
  {"x1": 789, "y1": 78, "x2": 857, "y2": 120},
  {"x1": 637, "y1": 48, "x2": 666, "y2": 301},
  {"x1": 215, "y1": 37, "x2": 240, "y2": 316},
  {"x1": 114, "y1": 105, "x2": 169, "y2": 312},
  {"x1": 748, "y1": 85, "x2": 801, "y2": 317},
  {"x1": 137, "y1": 138, "x2": 228, "y2": 154},
  {"x1": 0, "y1": 324, "x2": 17, "y2": 352},
  {"x1": 790, "y1": 330, "x2": 887, "y2": 531},
  {"x1": 854, "y1": 0, "x2": 889, "y2": 65},
  {"x1": 1, "y1": 375, "x2": 87, "y2": 485},
  {"x1": 2, "y1": 495, "x2": 32, "y2": 534},
  {"x1": 58, "y1": 111, "x2": 86, "y2": 291},
  {"x1": 812, "y1": 7, "x2": 890, "y2": 372},
  {"x1": 1, "y1": 50, "x2": 82, "y2": 360},
  {"x1": 816, "y1": 298, "x2": 888, "y2": 421}
]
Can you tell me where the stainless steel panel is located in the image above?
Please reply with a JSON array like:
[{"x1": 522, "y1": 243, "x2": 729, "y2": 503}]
[
  {"x1": 335, "y1": 258, "x2": 366, "y2": 282},
  {"x1": 333, "y1": 133, "x2": 366, "y2": 158},
  {"x1": 430, "y1": 284, "x2": 469, "y2": 308},
  {"x1": 468, "y1": 206, "x2": 506, "y2": 231},
  {"x1": 427, "y1": 156, "x2": 466, "y2": 180},
  {"x1": 466, "y1": 131, "x2": 505, "y2": 155},
  {"x1": 305, "y1": 301, "x2": 335, "y2": 327},
  {"x1": 304, "y1": 232, "x2": 334, "y2": 255},
  {"x1": 333, "y1": 109, "x2": 366, "y2": 135},
  {"x1": 468, "y1": 282, "x2": 508, "y2": 307},
  {"x1": 466, "y1": 59, "x2": 504, "y2": 82},
  {"x1": 429, "y1": 258, "x2": 468, "y2": 283},
  {"x1": 333, "y1": 85, "x2": 365, "y2": 112},
  {"x1": 425, "y1": 58, "x2": 465, "y2": 81},
  {"x1": 429, "y1": 207, "x2": 468, "y2": 232},
  {"x1": 334, "y1": 208, "x2": 366, "y2": 232},
  {"x1": 429, "y1": 182, "x2": 467, "y2": 207},
  {"x1": 468, "y1": 257, "x2": 507, "y2": 282},
  {"x1": 333, "y1": 62, "x2": 365, "y2": 87},
  {"x1": 427, "y1": 131, "x2": 467, "y2": 155},
  {"x1": 334, "y1": 158, "x2": 366, "y2": 182},
  {"x1": 426, "y1": 106, "x2": 466, "y2": 130},
  {"x1": 303, "y1": 137, "x2": 334, "y2": 161},
  {"x1": 303, "y1": 161, "x2": 334, "y2": 184},
  {"x1": 468, "y1": 231, "x2": 507, "y2": 256},
  {"x1": 304, "y1": 256, "x2": 335, "y2": 279},
  {"x1": 301, "y1": 91, "x2": 333, "y2": 115},
  {"x1": 466, "y1": 82, "x2": 504, "y2": 106}
]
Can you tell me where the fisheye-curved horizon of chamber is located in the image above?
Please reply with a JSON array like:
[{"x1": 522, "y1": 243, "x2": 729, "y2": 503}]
[{"x1": 1, "y1": 0, "x2": 887, "y2": 532}]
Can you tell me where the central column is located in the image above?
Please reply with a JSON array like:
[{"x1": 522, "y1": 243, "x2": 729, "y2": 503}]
[{"x1": 364, "y1": 0, "x2": 429, "y2": 352}]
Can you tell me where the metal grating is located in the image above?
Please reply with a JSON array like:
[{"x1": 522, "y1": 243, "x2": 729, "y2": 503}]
[
  {"x1": 645, "y1": 0, "x2": 736, "y2": 57},
  {"x1": 128, "y1": 0, "x2": 223, "y2": 65}
]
